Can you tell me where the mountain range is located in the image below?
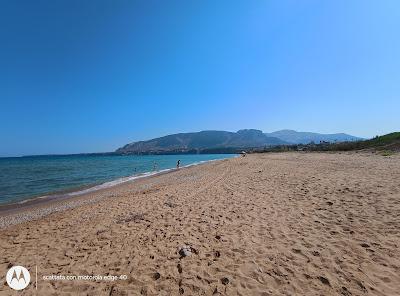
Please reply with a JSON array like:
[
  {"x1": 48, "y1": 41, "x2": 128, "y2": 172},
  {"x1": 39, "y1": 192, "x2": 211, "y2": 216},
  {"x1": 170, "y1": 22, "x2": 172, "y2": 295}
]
[
  {"x1": 116, "y1": 129, "x2": 362, "y2": 154},
  {"x1": 265, "y1": 130, "x2": 362, "y2": 145}
]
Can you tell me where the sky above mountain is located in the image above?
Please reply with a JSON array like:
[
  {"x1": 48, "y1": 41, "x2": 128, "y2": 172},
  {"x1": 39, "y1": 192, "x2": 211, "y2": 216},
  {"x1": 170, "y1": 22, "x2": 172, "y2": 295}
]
[{"x1": 1, "y1": 1, "x2": 399, "y2": 156}]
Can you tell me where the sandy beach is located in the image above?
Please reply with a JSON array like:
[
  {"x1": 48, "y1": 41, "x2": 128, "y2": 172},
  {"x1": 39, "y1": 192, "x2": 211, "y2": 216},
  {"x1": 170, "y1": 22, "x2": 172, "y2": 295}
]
[{"x1": 0, "y1": 152, "x2": 399, "y2": 295}]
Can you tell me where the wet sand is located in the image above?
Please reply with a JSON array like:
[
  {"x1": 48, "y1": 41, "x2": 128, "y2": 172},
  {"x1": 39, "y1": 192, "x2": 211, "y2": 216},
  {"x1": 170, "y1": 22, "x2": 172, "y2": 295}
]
[{"x1": 0, "y1": 152, "x2": 399, "y2": 295}]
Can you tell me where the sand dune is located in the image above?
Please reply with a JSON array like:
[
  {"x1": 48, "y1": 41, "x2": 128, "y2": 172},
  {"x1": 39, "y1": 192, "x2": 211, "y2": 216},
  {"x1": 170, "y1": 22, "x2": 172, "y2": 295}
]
[{"x1": 0, "y1": 152, "x2": 399, "y2": 295}]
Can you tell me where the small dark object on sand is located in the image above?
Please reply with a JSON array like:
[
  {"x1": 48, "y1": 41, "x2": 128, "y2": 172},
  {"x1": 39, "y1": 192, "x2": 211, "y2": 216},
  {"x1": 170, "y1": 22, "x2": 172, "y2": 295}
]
[
  {"x1": 153, "y1": 272, "x2": 161, "y2": 280},
  {"x1": 221, "y1": 277, "x2": 230, "y2": 285},
  {"x1": 318, "y1": 276, "x2": 331, "y2": 286}
]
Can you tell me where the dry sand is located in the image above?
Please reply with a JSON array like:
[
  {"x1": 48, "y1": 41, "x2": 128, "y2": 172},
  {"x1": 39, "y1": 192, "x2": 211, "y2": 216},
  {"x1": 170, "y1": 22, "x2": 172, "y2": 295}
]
[{"x1": 0, "y1": 152, "x2": 399, "y2": 295}]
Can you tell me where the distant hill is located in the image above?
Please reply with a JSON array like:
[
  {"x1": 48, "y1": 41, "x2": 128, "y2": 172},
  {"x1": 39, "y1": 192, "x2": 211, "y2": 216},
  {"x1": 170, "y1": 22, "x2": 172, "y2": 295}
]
[
  {"x1": 116, "y1": 129, "x2": 361, "y2": 154},
  {"x1": 116, "y1": 129, "x2": 287, "y2": 154},
  {"x1": 265, "y1": 129, "x2": 362, "y2": 144}
]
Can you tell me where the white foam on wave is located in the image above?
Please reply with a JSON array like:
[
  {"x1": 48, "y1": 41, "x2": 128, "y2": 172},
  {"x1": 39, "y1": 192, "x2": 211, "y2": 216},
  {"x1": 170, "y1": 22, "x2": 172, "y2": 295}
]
[
  {"x1": 65, "y1": 168, "x2": 173, "y2": 197},
  {"x1": 64, "y1": 157, "x2": 232, "y2": 197}
]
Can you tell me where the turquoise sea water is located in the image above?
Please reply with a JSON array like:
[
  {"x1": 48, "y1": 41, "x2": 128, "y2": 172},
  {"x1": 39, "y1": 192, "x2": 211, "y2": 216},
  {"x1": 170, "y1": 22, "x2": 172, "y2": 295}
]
[{"x1": 0, "y1": 154, "x2": 235, "y2": 205}]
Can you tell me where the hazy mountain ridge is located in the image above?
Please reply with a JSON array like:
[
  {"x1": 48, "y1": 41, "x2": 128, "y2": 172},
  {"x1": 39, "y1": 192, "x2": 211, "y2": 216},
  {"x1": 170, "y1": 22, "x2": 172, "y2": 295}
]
[
  {"x1": 116, "y1": 129, "x2": 361, "y2": 154},
  {"x1": 265, "y1": 129, "x2": 362, "y2": 144}
]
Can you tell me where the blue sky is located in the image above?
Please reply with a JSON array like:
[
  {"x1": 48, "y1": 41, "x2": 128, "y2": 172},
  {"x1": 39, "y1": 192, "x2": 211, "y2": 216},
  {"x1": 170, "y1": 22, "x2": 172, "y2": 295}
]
[{"x1": 0, "y1": 0, "x2": 399, "y2": 156}]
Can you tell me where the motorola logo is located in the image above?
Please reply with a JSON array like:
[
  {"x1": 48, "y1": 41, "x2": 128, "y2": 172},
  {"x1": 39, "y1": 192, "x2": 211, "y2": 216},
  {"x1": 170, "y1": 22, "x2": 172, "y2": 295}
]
[{"x1": 6, "y1": 266, "x2": 30, "y2": 290}]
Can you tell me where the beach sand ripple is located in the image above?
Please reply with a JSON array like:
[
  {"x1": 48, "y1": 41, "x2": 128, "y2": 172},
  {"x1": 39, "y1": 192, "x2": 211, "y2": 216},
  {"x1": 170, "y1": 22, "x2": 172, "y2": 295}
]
[{"x1": 0, "y1": 152, "x2": 399, "y2": 295}]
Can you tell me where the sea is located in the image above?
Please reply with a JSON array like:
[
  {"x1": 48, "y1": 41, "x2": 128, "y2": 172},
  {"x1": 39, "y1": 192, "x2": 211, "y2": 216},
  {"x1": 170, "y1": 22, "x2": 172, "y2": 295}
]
[{"x1": 0, "y1": 154, "x2": 235, "y2": 205}]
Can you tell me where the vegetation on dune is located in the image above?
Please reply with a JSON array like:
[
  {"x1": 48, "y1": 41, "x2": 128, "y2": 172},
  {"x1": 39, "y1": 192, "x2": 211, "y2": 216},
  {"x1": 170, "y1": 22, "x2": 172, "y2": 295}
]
[
  {"x1": 325, "y1": 132, "x2": 400, "y2": 151},
  {"x1": 254, "y1": 132, "x2": 400, "y2": 153},
  {"x1": 365, "y1": 132, "x2": 400, "y2": 146}
]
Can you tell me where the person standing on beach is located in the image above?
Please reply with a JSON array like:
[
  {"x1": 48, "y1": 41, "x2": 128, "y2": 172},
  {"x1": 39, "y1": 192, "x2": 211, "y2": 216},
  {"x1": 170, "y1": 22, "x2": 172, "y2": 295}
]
[{"x1": 177, "y1": 159, "x2": 180, "y2": 169}]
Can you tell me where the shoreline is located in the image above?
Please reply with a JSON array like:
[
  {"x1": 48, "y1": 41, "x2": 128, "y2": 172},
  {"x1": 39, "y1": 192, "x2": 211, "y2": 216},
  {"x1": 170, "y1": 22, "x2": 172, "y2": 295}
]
[
  {"x1": 0, "y1": 157, "x2": 229, "y2": 228},
  {"x1": 0, "y1": 156, "x2": 235, "y2": 211},
  {"x1": 0, "y1": 168, "x2": 175, "y2": 213}
]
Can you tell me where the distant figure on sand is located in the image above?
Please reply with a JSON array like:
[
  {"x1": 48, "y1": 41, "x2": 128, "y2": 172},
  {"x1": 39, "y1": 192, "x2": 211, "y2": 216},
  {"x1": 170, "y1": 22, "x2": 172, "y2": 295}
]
[{"x1": 177, "y1": 160, "x2": 181, "y2": 169}]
